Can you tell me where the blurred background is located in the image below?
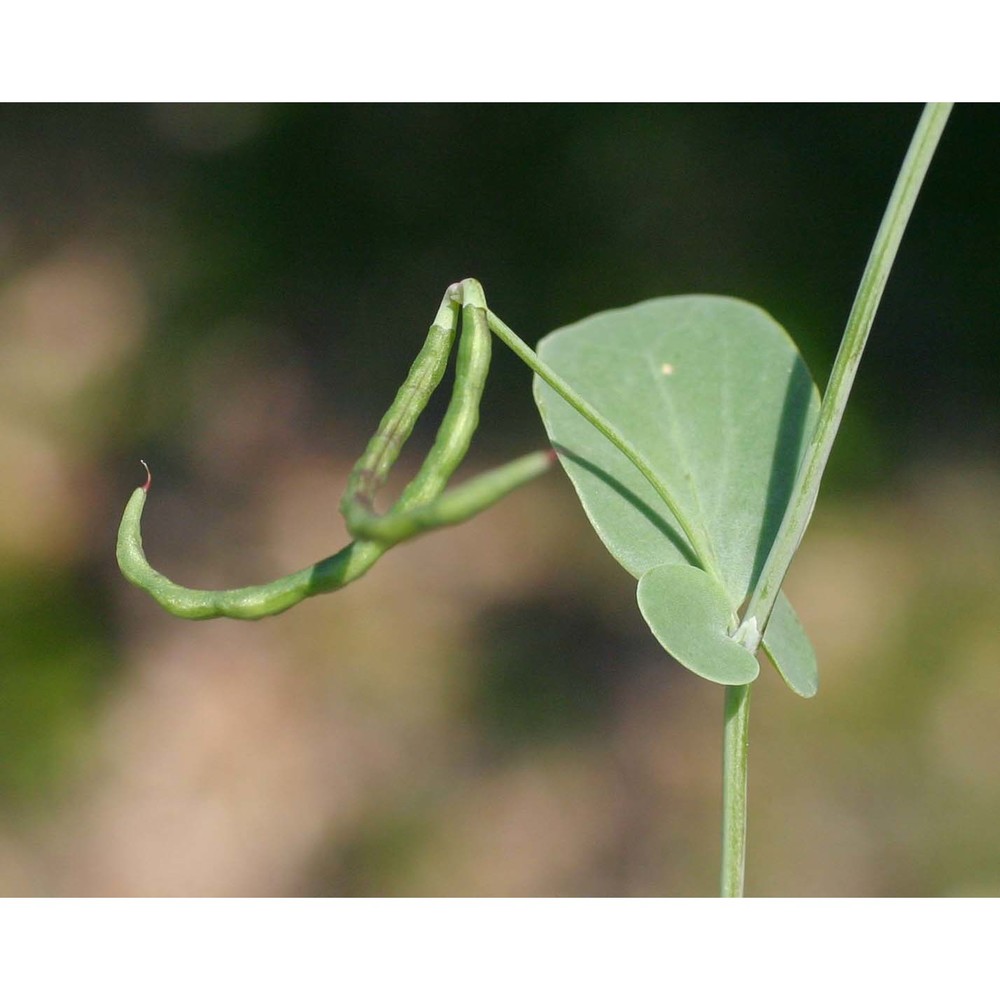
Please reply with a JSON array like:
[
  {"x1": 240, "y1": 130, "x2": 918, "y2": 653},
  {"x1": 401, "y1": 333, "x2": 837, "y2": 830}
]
[{"x1": 0, "y1": 104, "x2": 996, "y2": 897}]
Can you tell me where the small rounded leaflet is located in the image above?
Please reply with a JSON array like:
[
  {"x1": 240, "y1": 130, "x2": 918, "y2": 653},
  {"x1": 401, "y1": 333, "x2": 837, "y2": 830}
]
[{"x1": 638, "y1": 564, "x2": 759, "y2": 685}]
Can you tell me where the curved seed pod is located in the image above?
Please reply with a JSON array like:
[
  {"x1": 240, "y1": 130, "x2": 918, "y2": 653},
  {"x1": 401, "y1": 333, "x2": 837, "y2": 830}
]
[
  {"x1": 339, "y1": 285, "x2": 460, "y2": 530},
  {"x1": 117, "y1": 453, "x2": 554, "y2": 619},
  {"x1": 393, "y1": 279, "x2": 492, "y2": 509},
  {"x1": 347, "y1": 279, "x2": 495, "y2": 543},
  {"x1": 117, "y1": 280, "x2": 556, "y2": 621},
  {"x1": 116, "y1": 479, "x2": 387, "y2": 620},
  {"x1": 342, "y1": 279, "x2": 492, "y2": 540}
]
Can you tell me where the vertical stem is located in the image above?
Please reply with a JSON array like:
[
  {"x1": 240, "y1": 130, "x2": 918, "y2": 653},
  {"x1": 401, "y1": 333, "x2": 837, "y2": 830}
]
[
  {"x1": 744, "y1": 102, "x2": 953, "y2": 633},
  {"x1": 720, "y1": 683, "x2": 751, "y2": 897},
  {"x1": 718, "y1": 102, "x2": 951, "y2": 900}
]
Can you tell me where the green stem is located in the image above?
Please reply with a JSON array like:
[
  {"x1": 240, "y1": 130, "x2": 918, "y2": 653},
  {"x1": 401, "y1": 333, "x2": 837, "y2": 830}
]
[
  {"x1": 744, "y1": 102, "x2": 953, "y2": 635},
  {"x1": 720, "y1": 682, "x2": 751, "y2": 897},
  {"x1": 719, "y1": 104, "x2": 951, "y2": 899}
]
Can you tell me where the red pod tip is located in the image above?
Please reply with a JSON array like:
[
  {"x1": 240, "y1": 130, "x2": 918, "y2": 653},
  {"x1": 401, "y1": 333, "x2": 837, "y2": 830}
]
[{"x1": 139, "y1": 459, "x2": 152, "y2": 492}]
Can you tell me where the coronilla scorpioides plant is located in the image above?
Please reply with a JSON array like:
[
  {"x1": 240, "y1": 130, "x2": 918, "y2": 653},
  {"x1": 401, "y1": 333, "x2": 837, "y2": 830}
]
[{"x1": 118, "y1": 103, "x2": 952, "y2": 896}]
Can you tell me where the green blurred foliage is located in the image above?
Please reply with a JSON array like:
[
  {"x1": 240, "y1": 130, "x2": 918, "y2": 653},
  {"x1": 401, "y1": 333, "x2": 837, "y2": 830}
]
[{"x1": 0, "y1": 105, "x2": 996, "y2": 895}]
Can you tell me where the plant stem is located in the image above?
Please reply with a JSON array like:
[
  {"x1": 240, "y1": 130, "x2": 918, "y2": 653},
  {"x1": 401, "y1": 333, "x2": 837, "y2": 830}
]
[
  {"x1": 720, "y1": 103, "x2": 952, "y2": 899},
  {"x1": 720, "y1": 682, "x2": 751, "y2": 897},
  {"x1": 744, "y1": 102, "x2": 953, "y2": 635}
]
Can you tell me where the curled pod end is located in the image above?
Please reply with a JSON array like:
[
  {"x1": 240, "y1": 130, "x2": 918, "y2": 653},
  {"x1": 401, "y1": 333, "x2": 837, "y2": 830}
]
[{"x1": 116, "y1": 480, "x2": 151, "y2": 585}]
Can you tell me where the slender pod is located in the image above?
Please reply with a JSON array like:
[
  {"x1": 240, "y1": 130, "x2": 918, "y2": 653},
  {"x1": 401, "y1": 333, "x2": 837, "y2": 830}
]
[
  {"x1": 340, "y1": 285, "x2": 461, "y2": 526},
  {"x1": 118, "y1": 280, "x2": 558, "y2": 620},
  {"x1": 343, "y1": 279, "x2": 495, "y2": 543},
  {"x1": 393, "y1": 280, "x2": 492, "y2": 509},
  {"x1": 116, "y1": 481, "x2": 387, "y2": 619}
]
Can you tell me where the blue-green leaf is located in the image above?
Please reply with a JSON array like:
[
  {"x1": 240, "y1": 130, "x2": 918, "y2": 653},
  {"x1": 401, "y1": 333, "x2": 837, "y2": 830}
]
[
  {"x1": 533, "y1": 296, "x2": 819, "y2": 694},
  {"x1": 761, "y1": 591, "x2": 819, "y2": 698}
]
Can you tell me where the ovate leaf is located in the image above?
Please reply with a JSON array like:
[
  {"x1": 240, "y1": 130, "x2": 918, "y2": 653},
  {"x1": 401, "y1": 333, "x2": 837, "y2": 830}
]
[{"x1": 533, "y1": 295, "x2": 820, "y2": 693}]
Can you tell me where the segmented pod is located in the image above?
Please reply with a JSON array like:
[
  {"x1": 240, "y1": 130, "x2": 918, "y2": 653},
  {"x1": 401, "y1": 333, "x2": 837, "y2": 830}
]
[{"x1": 117, "y1": 279, "x2": 555, "y2": 620}]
